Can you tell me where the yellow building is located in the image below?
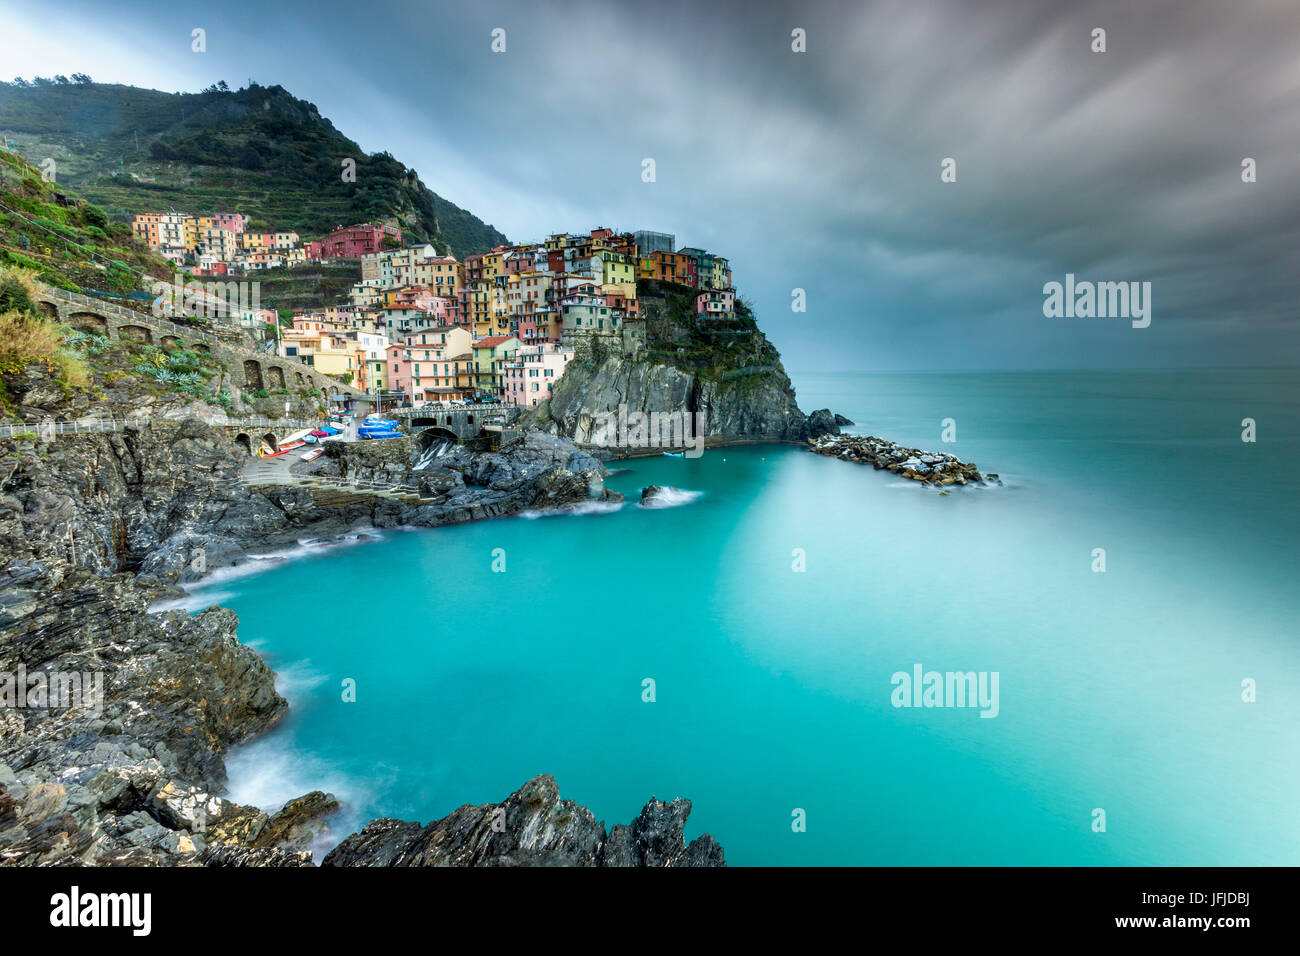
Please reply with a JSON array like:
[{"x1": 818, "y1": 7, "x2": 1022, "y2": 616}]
[
  {"x1": 481, "y1": 251, "x2": 505, "y2": 282},
  {"x1": 308, "y1": 348, "x2": 356, "y2": 379},
  {"x1": 600, "y1": 252, "x2": 635, "y2": 286},
  {"x1": 282, "y1": 332, "x2": 357, "y2": 381},
  {"x1": 472, "y1": 335, "x2": 520, "y2": 399},
  {"x1": 470, "y1": 282, "x2": 510, "y2": 338}
]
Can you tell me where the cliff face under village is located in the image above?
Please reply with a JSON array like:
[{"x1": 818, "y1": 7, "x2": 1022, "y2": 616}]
[
  {"x1": 0, "y1": 349, "x2": 723, "y2": 866},
  {"x1": 526, "y1": 281, "x2": 817, "y2": 449}
]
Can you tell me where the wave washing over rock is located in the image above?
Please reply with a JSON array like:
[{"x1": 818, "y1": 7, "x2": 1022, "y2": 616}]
[{"x1": 638, "y1": 485, "x2": 704, "y2": 509}]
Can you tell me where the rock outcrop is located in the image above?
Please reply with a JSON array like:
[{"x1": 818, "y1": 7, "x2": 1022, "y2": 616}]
[
  {"x1": 394, "y1": 430, "x2": 620, "y2": 527},
  {"x1": 532, "y1": 355, "x2": 811, "y2": 448},
  {"x1": 806, "y1": 408, "x2": 842, "y2": 440},
  {"x1": 321, "y1": 774, "x2": 724, "y2": 867},
  {"x1": 524, "y1": 279, "x2": 812, "y2": 449}
]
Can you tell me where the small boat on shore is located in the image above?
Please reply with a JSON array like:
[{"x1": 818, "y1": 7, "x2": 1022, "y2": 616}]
[
  {"x1": 280, "y1": 427, "x2": 315, "y2": 447},
  {"x1": 300, "y1": 448, "x2": 324, "y2": 462}
]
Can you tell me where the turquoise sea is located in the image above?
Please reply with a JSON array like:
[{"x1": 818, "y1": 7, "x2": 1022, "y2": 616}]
[{"x1": 191, "y1": 369, "x2": 1300, "y2": 865}]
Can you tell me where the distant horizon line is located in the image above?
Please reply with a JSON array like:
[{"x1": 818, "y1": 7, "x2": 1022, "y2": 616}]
[{"x1": 788, "y1": 365, "x2": 1300, "y2": 375}]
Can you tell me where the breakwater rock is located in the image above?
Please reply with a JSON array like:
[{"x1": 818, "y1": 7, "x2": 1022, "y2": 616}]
[
  {"x1": 321, "y1": 773, "x2": 724, "y2": 867},
  {"x1": 809, "y1": 433, "x2": 998, "y2": 486}
]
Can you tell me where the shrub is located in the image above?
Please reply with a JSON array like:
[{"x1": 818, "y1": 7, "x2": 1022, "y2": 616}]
[
  {"x1": 0, "y1": 266, "x2": 39, "y2": 314},
  {"x1": 0, "y1": 310, "x2": 89, "y2": 388}
]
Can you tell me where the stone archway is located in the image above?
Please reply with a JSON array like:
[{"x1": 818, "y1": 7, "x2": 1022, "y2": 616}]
[
  {"x1": 161, "y1": 335, "x2": 183, "y2": 351},
  {"x1": 37, "y1": 301, "x2": 60, "y2": 320},
  {"x1": 69, "y1": 311, "x2": 108, "y2": 335},
  {"x1": 244, "y1": 360, "x2": 264, "y2": 391},
  {"x1": 260, "y1": 433, "x2": 278, "y2": 454},
  {"x1": 266, "y1": 366, "x2": 286, "y2": 389},
  {"x1": 233, "y1": 433, "x2": 253, "y2": 456},
  {"x1": 118, "y1": 324, "x2": 153, "y2": 344}
]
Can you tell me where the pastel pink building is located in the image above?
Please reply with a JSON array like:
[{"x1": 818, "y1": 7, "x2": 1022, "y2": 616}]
[
  {"x1": 518, "y1": 308, "x2": 561, "y2": 346},
  {"x1": 503, "y1": 343, "x2": 574, "y2": 407},
  {"x1": 696, "y1": 289, "x2": 735, "y2": 320},
  {"x1": 386, "y1": 343, "x2": 412, "y2": 398},
  {"x1": 210, "y1": 212, "x2": 247, "y2": 233}
]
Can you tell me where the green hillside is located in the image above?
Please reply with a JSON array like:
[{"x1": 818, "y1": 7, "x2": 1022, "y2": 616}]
[
  {"x1": 0, "y1": 79, "x2": 509, "y2": 257},
  {"x1": 0, "y1": 146, "x2": 172, "y2": 293}
]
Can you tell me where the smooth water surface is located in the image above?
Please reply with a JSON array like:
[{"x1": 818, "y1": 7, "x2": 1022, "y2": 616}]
[{"x1": 194, "y1": 369, "x2": 1300, "y2": 865}]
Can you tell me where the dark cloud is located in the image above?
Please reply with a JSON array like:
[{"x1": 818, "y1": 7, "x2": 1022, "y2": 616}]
[{"x1": 7, "y1": 0, "x2": 1297, "y2": 369}]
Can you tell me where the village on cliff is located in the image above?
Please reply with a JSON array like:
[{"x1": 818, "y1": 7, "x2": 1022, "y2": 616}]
[{"x1": 131, "y1": 213, "x2": 738, "y2": 411}]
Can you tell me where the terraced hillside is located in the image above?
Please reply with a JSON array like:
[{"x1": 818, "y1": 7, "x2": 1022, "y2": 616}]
[{"x1": 0, "y1": 80, "x2": 509, "y2": 257}]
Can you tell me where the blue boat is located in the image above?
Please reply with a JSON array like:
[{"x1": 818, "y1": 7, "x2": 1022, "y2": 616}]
[{"x1": 359, "y1": 425, "x2": 403, "y2": 439}]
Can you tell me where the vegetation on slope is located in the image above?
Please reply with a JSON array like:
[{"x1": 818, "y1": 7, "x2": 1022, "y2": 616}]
[
  {"x1": 0, "y1": 265, "x2": 90, "y2": 406},
  {"x1": 634, "y1": 279, "x2": 779, "y2": 382},
  {"x1": 0, "y1": 79, "x2": 509, "y2": 257},
  {"x1": 0, "y1": 147, "x2": 174, "y2": 292}
]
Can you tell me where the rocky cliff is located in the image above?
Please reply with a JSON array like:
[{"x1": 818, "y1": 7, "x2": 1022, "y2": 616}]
[{"x1": 526, "y1": 280, "x2": 812, "y2": 450}]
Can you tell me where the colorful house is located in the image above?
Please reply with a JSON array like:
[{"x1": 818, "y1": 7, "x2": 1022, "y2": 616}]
[
  {"x1": 696, "y1": 289, "x2": 736, "y2": 321},
  {"x1": 472, "y1": 335, "x2": 521, "y2": 400},
  {"x1": 503, "y1": 343, "x2": 574, "y2": 407}
]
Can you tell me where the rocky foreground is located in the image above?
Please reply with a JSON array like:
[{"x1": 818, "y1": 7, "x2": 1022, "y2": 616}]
[
  {"x1": 0, "y1": 360, "x2": 721, "y2": 866},
  {"x1": 322, "y1": 773, "x2": 723, "y2": 867},
  {"x1": 808, "y1": 432, "x2": 1000, "y2": 487}
]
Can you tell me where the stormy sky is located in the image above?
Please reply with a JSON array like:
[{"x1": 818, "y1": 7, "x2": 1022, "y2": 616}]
[{"x1": 4, "y1": 0, "x2": 1297, "y2": 371}]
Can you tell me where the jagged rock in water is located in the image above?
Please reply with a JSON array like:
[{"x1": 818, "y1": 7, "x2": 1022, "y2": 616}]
[
  {"x1": 640, "y1": 485, "x2": 664, "y2": 504},
  {"x1": 253, "y1": 790, "x2": 340, "y2": 851},
  {"x1": 834, "y1": 413, "x2": 854, "y2": 426},
  {"x1": 806, "y1": 408, "x2": 842, "y2": 439},
  {"x1": 321, "y1": 774, "x2": 725, "y2": 867}
]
